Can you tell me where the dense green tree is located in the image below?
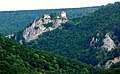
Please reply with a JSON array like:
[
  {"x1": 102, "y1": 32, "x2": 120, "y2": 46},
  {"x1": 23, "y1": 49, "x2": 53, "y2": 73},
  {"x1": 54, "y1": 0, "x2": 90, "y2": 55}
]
[
  {"x1": 50, "y1": 12, "x2": 57, "y2": 19},
  {"x1": 0, "y1": 36, "x2": 106, "y2": 74}
]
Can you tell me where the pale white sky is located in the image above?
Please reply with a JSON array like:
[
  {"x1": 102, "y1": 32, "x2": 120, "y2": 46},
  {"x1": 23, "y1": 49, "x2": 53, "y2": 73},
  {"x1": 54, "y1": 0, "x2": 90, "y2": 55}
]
[{"x1": 0, "y1": 0, "x2": 120, "y2": 11}]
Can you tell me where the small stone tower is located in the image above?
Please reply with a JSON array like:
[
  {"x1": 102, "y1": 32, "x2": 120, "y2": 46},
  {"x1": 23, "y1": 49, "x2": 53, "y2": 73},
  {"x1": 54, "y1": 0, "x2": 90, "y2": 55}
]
[{"x1": 61, "y1": 11, "x2": 67, "y2": 18}]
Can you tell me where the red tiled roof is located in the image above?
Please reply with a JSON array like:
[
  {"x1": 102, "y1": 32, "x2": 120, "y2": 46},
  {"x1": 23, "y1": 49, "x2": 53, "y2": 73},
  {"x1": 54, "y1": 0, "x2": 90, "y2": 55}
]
[
  {"x1": 61, "y1": 11, "x2": 66, "y2": 14},
  {"x1": 44, "y1": 14, "x2": 49, "y2": 16}
]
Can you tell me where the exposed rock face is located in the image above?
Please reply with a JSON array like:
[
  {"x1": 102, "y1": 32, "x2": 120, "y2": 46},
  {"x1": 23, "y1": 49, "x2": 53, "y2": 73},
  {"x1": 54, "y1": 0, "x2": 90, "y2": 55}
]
[
  {"x1": 105, "y1": 56, "x2": 120, "y2": 69},
  {"x1": 90, "y1": 33, "x2": 100, "y2": 48},
  {"x1": 90, "y1": 32, "x2": 116, "y2": 51},
  {"x1": 90, "y1": 37, "x2": 99, "y2": 46},
  {"x1": 23, "y1": 18, "x2": 68, "y2": 42},
  {"x1": 6, "y1": 34, "x2": 14, "y2": 38},
  {"x1": 23, "y1": 19, "x2": 46, "y2": 42},
  {"x1": 19, "y1": 40, "x2": 23, "y2": 44},
  {"x1": 102, "y1": 33, "x2": 116, "y2": 51}
]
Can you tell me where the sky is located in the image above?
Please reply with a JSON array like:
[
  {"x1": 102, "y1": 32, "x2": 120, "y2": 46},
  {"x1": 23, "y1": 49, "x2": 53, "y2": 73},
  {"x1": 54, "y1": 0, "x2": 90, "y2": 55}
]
[{"x1": 0, "y1": 0, "x2": 120, "y2": 11}]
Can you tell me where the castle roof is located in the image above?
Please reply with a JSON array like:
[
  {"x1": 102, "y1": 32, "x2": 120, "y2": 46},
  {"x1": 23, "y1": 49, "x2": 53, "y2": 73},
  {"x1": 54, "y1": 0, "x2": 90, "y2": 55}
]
[
  {"x1": 44, "y1": 14, "x2": 50, "y2": 16},
  {"x1": 44, "y1": 14, "x2": 51, "y2": 18},
  {"x1": 61, "y1": 11, "x2": 66, "y2": 14}
]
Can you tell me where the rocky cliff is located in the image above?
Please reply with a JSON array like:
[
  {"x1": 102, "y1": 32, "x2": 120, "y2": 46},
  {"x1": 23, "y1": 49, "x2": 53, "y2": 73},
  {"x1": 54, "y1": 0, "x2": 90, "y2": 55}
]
[
  {"x1": 5, "y1": 34, "x2": 14, "y2": 38},
  {"x1": 102, "y1": 33, "x2": 116, "y2": 51},
  {"x1": 23, "y1": 18, "x2": 68, "y2": 42},
  {"x1": 105, "y1": 56, "x2": 120, "y2": 69},
  {"x1": 90, "y1": 32, "x2": 116, "y2": 51}
]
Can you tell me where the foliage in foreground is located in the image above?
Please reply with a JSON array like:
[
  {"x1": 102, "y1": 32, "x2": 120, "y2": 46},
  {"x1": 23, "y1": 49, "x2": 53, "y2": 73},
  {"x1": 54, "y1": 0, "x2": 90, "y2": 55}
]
[{"x1": 0, "y1": 36, "x2": 106, "y2": 74}]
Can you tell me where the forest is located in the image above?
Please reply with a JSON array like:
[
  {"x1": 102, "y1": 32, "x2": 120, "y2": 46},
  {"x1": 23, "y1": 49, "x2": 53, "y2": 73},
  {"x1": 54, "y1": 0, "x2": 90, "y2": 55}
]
[
  {"x1": 0, "y1": 36, "x2": 105, "y2": 74},
  {"x1": 0, "y1": 7, "x2": 99, "y2": 36},
  {"x1": 0, "y1": 36, "x2": 120, "y2": 74}
]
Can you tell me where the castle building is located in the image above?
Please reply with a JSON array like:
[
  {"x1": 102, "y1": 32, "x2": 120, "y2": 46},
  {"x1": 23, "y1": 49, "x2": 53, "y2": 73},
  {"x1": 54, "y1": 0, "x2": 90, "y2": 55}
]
[
  {"x1": 44, "y1": 14, "x2": 51, "y2": 19},
  {"x1": 61, "y1": 11, "x2": 67, "y2": 18}
]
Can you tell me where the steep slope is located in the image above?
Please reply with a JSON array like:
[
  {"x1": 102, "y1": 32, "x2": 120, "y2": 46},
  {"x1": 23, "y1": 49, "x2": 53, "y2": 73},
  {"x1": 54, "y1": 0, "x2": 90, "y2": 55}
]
[
  {"x1": 22, "y1": 15, "x2": 68, "y2": 42},
  {"x1": 0, "y1": 36, "x2": 106, "y2": 74},
  {"x1": 21, "y1": 2, "x2": 120, "y2": 67},
  {"x1": 105, "y1": 56, "x2": 120, "y2": 69},
  {"x1": 0, "y1": 7, "x2": 98, "y2": 36}
]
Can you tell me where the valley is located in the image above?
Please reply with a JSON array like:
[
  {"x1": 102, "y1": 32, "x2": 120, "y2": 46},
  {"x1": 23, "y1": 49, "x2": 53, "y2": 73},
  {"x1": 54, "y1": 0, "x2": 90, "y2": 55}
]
[{"x1": 0, "y1": 2, "x2": 120, "y2": 74}]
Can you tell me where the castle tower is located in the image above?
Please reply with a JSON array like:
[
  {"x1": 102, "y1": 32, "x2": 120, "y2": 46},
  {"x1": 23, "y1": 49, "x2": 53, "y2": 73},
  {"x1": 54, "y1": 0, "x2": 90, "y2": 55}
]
[
  {"x1": 61, "y1": 11, "x2": 67, "y2": 18},
  {"x1": 44, "y1": 14, "x2": 51, "y2": 19}
]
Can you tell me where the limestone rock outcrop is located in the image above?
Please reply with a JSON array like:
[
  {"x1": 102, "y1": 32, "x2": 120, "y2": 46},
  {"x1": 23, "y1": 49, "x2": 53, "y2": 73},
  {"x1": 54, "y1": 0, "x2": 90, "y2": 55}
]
[
  {"x1": 102, "y1": 33, "x2": 116, "y2": 51},
  {"x1": 105, "y1": 56, "x2": 120, "y2": 69},
  {"x1": 90, "y1": 32, "x2": 101, "y2": 48},
  {"x1": 6, "y1": 34, "x2": 14, "y2": 38},
  {"x1": 90, "y1": 32, "x2": 116, "y2": 51},
  {"x1": 23, "y1": 19, "x2": 46, "y2": 42},
  {"x1": 23, "y1": 18, "x2": 68, "y2": 42}
]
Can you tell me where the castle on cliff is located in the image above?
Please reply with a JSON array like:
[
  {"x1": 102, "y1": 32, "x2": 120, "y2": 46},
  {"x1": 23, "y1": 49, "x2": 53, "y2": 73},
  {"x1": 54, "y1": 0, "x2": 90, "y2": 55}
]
[{"x1": 43, "y1": 11, "x2": 68, "y2": 24}]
